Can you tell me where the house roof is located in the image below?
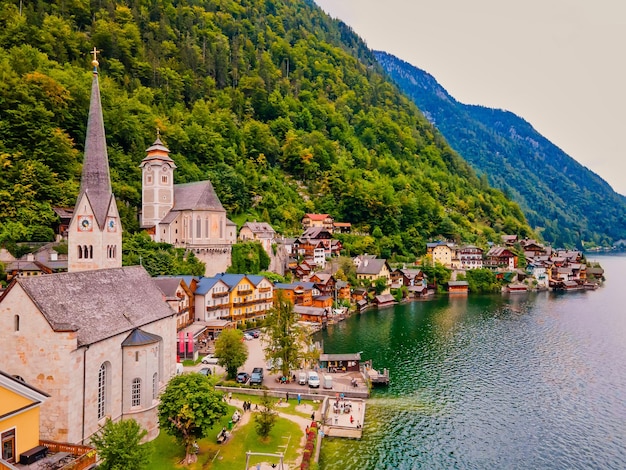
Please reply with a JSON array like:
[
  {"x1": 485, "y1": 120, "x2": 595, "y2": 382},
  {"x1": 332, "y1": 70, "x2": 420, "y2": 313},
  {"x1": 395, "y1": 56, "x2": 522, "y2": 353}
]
[
  {"x1": 195, "y1": 276, "x2": 229, "y2": 295},
  {"x1": 241, "y1": 221, "x2": 275, "y2": 237},
  {"x1": 304, "y1": 213, "x2": 330, "y2": 221},
  {"x1": 356, "y1": 258, "x2": 387, "y2": 275},
  {"x1": 319, "y1": 353, "x2": 361, "y2": 361},
  {"x1": 294, "y1": 305, "x2": 327, "y2": 317},
  {"x1": 14, "y1": 266, "x2": 175, "y2": 346},
  {"x1": 301, "y1": 227, "x2": 332, "y2": 239},
  {"x1": 172, "y1": 181, "x2": 225, "y2": 211},
  {"x1": 487, "y1": 246, "x2": 514, "y2": 257},
  {"x1": 153, "y1": 277, "x2": 183, "y2": 299},
  {"x1": 0, "y1": 369, "x2": 50, "y2": 402},
  {"x1": 121, "y1": 328, "x2": 162, "y2": 347},
  {"x1": 375, "y1": 293, "x2": 395, "y2": 303},
  {"x1": 448, "y1": 281, "x2": 469, "y2": 287}
]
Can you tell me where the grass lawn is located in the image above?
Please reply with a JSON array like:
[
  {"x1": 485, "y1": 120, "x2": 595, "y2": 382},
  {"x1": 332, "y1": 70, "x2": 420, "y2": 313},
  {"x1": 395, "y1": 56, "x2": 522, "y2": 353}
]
[
  {"x1": 212, "y1": 417, "x2": 303, "y2": 469},
  {"x1": 144, "y1": 401, "x2": 305, "y2": 469}
]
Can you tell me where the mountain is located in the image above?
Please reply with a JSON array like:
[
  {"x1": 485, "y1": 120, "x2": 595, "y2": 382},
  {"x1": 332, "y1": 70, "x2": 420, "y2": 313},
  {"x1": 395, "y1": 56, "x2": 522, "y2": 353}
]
[
  {"x1": 375, "y1": 50, "x2": 626, "y2": 248},
  {"x1": 0, "y1": 0, "x2": 533, "y2": 262}
]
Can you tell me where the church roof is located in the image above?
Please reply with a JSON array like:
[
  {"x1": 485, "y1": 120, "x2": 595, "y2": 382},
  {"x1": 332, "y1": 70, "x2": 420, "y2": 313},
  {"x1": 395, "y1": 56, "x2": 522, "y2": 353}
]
[
  {"x1": 141, "y1": 136, "x2": 176, "y2": 166},
  {"x1": 77, "y1": 71, "x2": 114, "y2": 229},
  {"x1": 121, "y1": 328, "x2": 162, "y2": 347},
  {"x1": 152, "y1": 277, "x2": 183, "y2": 299},
  {"x1": 172, "y1": 181, "x2": 225, "y2": 212},
  {"x1": 16, "y1": 266, "x2": 175, "y2": 346}
]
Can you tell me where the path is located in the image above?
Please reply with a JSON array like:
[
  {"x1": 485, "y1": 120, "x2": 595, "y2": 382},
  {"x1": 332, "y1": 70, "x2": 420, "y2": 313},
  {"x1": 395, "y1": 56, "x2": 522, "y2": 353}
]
[{"x1": 225, "y1": 397, "x2": 317, "y2": 470}]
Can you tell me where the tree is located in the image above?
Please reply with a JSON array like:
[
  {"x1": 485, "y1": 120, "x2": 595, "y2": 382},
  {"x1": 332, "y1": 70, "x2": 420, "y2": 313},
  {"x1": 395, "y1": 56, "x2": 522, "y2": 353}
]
[
  {"x1": 90, "y1": 418, "x2": 150, "y2": 470},
  {"x1": 158, "y1": 374, "x2": 227, "y2": 465},
  {"x1": 255, "y1": 391, "x2": 277, "y2": 439},
  {"x1": 214, "y1": 328, "x2": 248, "y2": 379},
  {"x1": 374, "y1": 277, "x2": 388, "y2": 295},
  {"x1": 263, "y1": 292, "x2": 309, "y2": 377}
]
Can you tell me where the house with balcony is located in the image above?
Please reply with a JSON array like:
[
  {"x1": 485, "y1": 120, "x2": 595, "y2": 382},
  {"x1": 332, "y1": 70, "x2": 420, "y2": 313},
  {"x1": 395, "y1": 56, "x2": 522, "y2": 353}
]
[
  {"x1": 153, "y1": 276, "x2": 195, "y2": 330},
  {"x1": 356, "y1": 258, "x2": 392, "y2": 292},
  {"x1": 309, "y1": 273, "x2": 336, "y2": 297},
  {"x1": 428, "y1": 242, "x2": 457, "y2": 268},
  {"x1": 194, "y1": 276, "x2": 232, "y2": 322},
  {"x1": 301, "y1": 213, "x2": 334, "y2": 232},
  {"x1": 484, "y1": 246, "x2": 517, "y2": 270},
  {"x1": 458, "y1": 245, "x2": 484, "y2": 270},
  {"x1": 214, "y1": 274, "x2": 274, "y2": 324},
  {"x1": 391, "y1": 268, "x2": 425, "y2": 287},
  {"x1": 274, "y1": 282, "x2": 315, "y2": 307}
]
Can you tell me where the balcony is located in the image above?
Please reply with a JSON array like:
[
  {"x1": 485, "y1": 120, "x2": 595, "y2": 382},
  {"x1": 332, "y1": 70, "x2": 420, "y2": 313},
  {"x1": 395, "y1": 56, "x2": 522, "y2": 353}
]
[
  {"x1": 237, "y1": 288, "x2": 253, "y2": 295},
  {"x1": 212, "y1": 291, "x2": 229, "y2": 298}
]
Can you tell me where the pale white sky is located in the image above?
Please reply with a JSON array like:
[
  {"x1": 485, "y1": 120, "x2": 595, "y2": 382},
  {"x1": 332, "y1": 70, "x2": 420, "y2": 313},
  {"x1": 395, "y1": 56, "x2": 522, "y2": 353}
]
[{"x1": 314, "y1": 0, "x2": 626, "y2": 196}]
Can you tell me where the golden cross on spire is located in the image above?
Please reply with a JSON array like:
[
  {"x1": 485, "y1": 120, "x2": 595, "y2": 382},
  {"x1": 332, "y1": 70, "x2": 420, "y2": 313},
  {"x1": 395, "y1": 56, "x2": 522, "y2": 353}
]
[{"x1": 91, "y1": 47, "x2": 100, "y2": 69}]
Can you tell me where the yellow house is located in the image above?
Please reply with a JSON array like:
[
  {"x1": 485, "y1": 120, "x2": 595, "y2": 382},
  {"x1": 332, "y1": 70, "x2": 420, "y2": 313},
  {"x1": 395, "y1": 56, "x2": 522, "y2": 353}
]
[
  {"x1": 0, "y1": 370, "x2": 49, "y2": 465},
  {"x1": 216, "y1": 274, "x2": 274, "y2": 324}
]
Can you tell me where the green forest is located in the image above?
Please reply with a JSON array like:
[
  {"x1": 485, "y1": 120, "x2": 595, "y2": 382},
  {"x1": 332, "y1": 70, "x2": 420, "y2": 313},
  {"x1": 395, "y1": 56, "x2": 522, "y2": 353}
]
[{"x1": 0, "y1": 0, "x2": 534, "y2": 262}]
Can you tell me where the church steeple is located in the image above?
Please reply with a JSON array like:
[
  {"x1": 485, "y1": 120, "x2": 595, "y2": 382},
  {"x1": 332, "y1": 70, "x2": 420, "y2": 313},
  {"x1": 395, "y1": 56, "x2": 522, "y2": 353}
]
[
  {"x1": 68, "y1": 49, "x2": 122, "y2": 273},
  {"x1": 78, "y1": 48, "x2": 113, "y2": 230}
]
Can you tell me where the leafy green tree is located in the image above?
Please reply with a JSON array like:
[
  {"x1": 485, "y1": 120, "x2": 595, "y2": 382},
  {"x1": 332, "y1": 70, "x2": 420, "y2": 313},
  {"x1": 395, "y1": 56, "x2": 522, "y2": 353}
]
[
  {"x1": 214, "y1": 328, "x2": 248, "y2": 379},
  {"x1": 263, "y1": 292, "x2": 309, "y2": 377},
  {"x1": 374, "y1": 277, "x2": 388, "y2": 295},
  {"x1": 227, "y1": 241, "x2": 270, "y2": 274},
  {"x1": 158, "y1": 374, "x2": 227, "y2": 465},
  {"x1": 465, "y1": 269, "x2": 501, "y2": 293},
  {"x1": 90, "y1": 418, "x2": 150, "y2": 470},
  {"x1": 255, "y1": 391, "x2": 277, "y2": 439}
]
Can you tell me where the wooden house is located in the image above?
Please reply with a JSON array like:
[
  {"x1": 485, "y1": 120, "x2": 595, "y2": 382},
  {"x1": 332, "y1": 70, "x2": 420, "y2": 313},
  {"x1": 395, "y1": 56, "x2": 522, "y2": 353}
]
[{"x1": 447, "y1": 280, "x2": 469, "y2": 294}]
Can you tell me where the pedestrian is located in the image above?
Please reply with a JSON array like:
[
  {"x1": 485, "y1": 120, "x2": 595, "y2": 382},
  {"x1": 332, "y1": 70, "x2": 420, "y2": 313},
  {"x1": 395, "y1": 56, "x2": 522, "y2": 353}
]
[
  {"x1": 311, "y1": 412, "x2": 315, "y2": 421},
  {"x1": 256, "y1": 463, "x2": 261, "y2": 470},
  {"x1": 297, "y1": 393, "x2": 301, "y2": 405},
  {"x1": 286, "y1": 391, "x2": 289, "y2": 402}
]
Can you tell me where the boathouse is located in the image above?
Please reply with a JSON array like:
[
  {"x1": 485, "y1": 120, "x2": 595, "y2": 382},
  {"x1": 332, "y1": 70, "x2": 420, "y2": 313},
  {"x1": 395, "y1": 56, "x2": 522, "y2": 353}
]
[{"x1": 319, "y1": 353, "x2": 361, "y2": 372}]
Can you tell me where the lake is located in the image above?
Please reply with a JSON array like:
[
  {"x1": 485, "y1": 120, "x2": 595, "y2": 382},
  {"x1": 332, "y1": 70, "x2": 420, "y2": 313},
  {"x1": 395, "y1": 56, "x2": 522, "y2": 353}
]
[{"x1": 315, "y1": 254, "x2": 626, "y2": 470}]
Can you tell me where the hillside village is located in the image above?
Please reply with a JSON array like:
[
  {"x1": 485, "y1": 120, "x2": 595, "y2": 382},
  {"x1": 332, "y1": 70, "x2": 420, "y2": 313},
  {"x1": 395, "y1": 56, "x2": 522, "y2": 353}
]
[{"x1": 0, "y1": 42, "x2": 606, "y2": 470}]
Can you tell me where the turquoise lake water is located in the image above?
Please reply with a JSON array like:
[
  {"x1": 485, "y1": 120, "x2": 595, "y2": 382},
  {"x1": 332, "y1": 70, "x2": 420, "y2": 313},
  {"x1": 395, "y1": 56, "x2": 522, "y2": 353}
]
[{"x1": 314, "y1": 254, "x2": 626, "y2": 469}]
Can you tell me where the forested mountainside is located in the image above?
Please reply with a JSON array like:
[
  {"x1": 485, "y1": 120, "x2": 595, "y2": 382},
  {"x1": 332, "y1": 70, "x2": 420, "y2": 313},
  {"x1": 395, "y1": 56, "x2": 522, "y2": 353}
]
[
  {"x1": 375, "y1": 50, "x2": 626, "y2": 249},
  {"x1": 0, "y1": 0, "x2": 533, "y2": 260}
]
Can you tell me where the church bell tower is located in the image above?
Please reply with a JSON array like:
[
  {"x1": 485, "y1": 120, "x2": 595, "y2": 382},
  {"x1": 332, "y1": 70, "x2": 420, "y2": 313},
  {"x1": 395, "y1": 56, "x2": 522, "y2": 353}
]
[{"x1": 68, "y1": 49, "x2": 122, "y2": 272}]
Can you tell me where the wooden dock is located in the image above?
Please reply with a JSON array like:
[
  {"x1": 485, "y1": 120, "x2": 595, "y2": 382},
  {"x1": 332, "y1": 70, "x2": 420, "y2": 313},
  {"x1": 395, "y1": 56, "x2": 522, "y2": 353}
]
[{"x1": 367, "y1": 367, "x2": 390, "y2": 385}]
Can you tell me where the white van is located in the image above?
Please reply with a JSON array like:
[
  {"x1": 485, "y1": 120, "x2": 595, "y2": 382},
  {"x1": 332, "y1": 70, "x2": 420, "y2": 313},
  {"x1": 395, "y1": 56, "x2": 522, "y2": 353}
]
[
  {"x1": 307, "y1": 371, "x2": 320, "y2": 388},
  {"x1": 323, "y1": 374, "x2": 333, "y2": 389},
  {"x1": 298, "y1": 372, "x2": 307, "y2": 385}
]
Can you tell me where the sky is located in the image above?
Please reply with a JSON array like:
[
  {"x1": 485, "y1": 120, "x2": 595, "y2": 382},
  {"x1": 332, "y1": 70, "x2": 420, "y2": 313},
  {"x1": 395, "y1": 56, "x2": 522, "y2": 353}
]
[{"x1": 314, "y1": 0, "x2": 626, "y2": 196}]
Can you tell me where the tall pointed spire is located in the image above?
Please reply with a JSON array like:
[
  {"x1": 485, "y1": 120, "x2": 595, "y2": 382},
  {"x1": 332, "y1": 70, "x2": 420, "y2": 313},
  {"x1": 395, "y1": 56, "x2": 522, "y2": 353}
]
[{"x1": 78, "y1": 48, "x2": 112, "y2": 229}]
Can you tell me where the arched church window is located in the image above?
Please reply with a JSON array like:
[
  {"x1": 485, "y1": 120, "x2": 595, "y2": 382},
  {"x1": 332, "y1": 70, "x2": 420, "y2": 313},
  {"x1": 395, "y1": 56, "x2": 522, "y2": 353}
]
[
  {"x1": 14, "y1": 315, "x2": 19, "y2": 332},
  {"x1": 131, "y1": 378, "x2": 141, "y2": 407},
  {"x1": 89, "y1": 245, "x2": 93, "y2": 258},
  {"x1": 152, "y1": 373, "x2": 158, "y2": 400},
  {"x1": 98, "y1": 362, "x2": 110, "y2": 420},
  {"x1": 78, "y1": 246, "x2": 83, "y2": 259}
]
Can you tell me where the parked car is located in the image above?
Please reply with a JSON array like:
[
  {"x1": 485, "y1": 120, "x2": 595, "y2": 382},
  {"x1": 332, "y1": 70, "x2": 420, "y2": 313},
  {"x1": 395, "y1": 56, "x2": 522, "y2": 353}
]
[
  {"x1": 198, "y1": 367, "x2": 212, "y2": 376},
  {"x1": 236, "y1": 372, "x2": 250, "y2": 384},
  {"x1": 250, "y1": 367, "x2": 264, "y2": 385},
  {"x1": 307, "y1": 371, "x2": 320, "y2": 388},
  {"x1": 251, "y1": 330, "x2": 260, "y2": 338},
  {"x1": 201, "y1": 354, "x2": 219, "y2": 364},
  {"x1": 266, "y1": 357, "x2": 283, "y2": 371},
  {"x1": 243, "y1": 333, "x2": 253, "y2": 341},
  {"x1": 298, "y1": 372, "x2": 307, "y2": 385}
]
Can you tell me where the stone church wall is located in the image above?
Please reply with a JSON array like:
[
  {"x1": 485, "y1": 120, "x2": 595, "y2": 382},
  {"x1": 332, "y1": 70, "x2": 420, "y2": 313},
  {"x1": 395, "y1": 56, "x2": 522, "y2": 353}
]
[{"x1": 196, "y1": 249, "x2": 232, "y2": 276}]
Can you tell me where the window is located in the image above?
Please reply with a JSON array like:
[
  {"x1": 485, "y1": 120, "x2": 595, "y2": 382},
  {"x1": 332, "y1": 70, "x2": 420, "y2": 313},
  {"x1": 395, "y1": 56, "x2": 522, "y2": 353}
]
[
  {"x1": 135, "y1": 351, "x2": 139, "y2": 362},
  {"x1": 98, "y1": 363, "x2": 108, "y2": 420},
  {"x1": 78, "y1": 246, "x2": 83, "y2": 259},
  {"x1": 14, "y1": 315, "x2": 19, "y2": 332},
  {"x1": 1, "y1": 429, "x2": 16, "y2": 464},
  {"x1": 196, "y1": 219, "x2": 201, "y2": 238},
  {"x1": 153, "y1": 373, "x2": 158, "y2": 400},
  {"x1": 161, "y1": 175, "x2": 168, "y2": 184},
  {"x1": 131, "y1": 378, "x2": 141, "y2": 407}
]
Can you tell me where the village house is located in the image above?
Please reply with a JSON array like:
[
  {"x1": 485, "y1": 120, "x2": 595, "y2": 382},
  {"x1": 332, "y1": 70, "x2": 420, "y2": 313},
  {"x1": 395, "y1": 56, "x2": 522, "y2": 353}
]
[
  {"x1": 301, "y1": 213, "x2": 334, "y2": 232},
  {"x1": 238, "y1": 221, "x2": 276, "y2": 255},
  {"x1": 356, "y1": 258, "x2": 392, "y2": 292},
  {"x1": 153, "y1": 276, "x2": 195, "y2": 331},
  {"x1": 293, "y1": 305, "x2": 328, "y2": 325},
  {"x1": 213, "y1": 274, "x2": 274, "y2": 324},
  {"x1": 194, "y1": 277, "x2": 232, "y2": 322},
  {"x1": 458, "y1": 245, "x2": 484, "y2": 269},
  {"x1": 309, "y1": 272, "x2": 336, "y2": 297},
  {"x1": 484, "y1": 246, "x2": 517, "y2": 270},
  {"x1": 391, "y1": 268, "x2": 426, "y2": 289},
  {"x1": 427, "y1": 242, "x2": 457, "y2": 268},
  {"x1": 274, "y1": 282, "x2": 316, "y2": 307},
  {"x1": 0, "y1": 370, "x2": 50, "y2": 465}
]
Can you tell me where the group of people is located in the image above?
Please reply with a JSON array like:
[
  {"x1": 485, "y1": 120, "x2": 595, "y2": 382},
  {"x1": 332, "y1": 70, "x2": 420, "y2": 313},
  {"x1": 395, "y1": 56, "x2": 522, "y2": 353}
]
[{"x1": 242, "y1": 400, "x2": 255, "y2": 412}]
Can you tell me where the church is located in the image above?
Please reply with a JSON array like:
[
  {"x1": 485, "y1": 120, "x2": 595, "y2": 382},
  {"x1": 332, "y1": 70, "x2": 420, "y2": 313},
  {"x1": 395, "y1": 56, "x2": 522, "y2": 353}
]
[
  {"x1": 139, "y1": 134, "x2": 236, "y2": 276},
  {"x1": 0, "y1": 55, "x2": 177, "y2": 444}
]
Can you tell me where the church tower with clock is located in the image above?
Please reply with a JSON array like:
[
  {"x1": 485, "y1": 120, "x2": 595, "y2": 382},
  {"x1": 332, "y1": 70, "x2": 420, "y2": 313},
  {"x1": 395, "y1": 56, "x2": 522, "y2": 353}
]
[{"x1": 68, "y1": 52, "x2": 122, "y2": 272}]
